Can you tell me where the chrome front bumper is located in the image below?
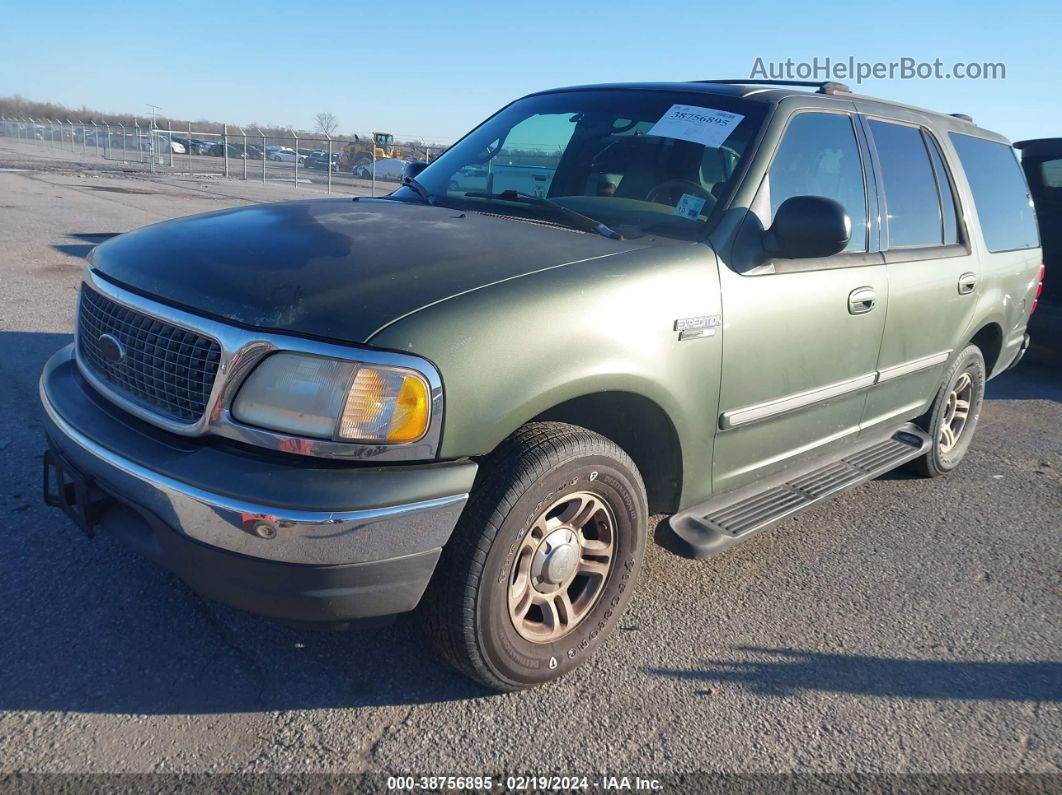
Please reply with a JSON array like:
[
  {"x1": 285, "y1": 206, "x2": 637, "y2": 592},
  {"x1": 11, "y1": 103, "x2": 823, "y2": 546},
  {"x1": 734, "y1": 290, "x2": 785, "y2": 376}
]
[{"x1": 39, "y1": 345, "x2": 476, "y2": 621}]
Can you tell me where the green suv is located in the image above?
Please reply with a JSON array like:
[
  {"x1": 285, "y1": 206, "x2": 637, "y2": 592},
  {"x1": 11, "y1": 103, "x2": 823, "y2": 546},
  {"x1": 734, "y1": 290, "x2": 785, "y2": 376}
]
[{"x1": 40, "y1": 79, "x2": 1043, "y2": 691}]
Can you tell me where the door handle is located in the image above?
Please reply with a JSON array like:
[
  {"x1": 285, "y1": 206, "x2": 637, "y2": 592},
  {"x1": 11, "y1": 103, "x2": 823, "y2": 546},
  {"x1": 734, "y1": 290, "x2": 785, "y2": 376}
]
[
  {"x1": 958, "y1": 272, "x2": 977, "y2": 295},
  {"x1": 848, "y1": 286, "x2": 877, "y2": 315}
]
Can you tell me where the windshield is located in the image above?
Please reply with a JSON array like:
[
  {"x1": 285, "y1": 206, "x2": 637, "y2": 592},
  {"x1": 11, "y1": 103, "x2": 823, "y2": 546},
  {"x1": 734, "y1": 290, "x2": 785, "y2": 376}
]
[{"x1": 404, "y1": 89, "x2": 766, "y2": 239}]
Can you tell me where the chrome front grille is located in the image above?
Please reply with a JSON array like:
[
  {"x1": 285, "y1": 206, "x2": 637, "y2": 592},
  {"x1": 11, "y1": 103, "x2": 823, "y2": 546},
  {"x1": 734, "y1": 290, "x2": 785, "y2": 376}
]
[{"x1": 77, "y1": 284, "x2": 222, "y2": 423}]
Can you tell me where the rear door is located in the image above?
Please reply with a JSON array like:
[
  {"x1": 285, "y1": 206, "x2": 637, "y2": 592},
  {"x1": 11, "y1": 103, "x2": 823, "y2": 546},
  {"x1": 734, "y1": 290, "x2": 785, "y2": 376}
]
[{"x1": 856, "y1": 111, "x2": 981, "y2": 432}]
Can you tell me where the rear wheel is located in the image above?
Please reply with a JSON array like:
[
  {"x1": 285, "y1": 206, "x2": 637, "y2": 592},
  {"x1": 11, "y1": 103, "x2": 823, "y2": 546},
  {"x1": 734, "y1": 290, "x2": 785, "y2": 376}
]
[
  {"x1": 907, "y1": 344, "x2": 986, "y2": 477},
  {"x1": 423, "y1": 422, "x2": 648, "y2": 691}
]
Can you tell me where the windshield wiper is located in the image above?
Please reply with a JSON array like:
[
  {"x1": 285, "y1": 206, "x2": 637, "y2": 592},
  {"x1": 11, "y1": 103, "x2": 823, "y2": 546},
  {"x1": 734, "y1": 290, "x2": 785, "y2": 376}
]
[
  {"x1": 463, "y1": 190, "x2": 622, "y2": 240},
  {"x1": 401, "y1": 175, "x2": 437, "y2": 205}
]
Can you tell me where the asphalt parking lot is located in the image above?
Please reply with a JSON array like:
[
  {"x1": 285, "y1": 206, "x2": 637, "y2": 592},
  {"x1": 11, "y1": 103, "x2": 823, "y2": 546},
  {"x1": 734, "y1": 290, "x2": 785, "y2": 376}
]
[{"x1": 0, "y1": 141, "x2": 1058, "y2": 781}]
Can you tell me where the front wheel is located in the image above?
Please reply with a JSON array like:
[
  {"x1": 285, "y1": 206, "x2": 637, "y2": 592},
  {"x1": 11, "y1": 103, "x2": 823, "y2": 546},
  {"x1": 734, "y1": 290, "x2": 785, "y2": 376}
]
[
  {"x1": 423, "y1": 422, "x2": 648, "y2": 691},
  {"x1": 907, "y1": 343, "x2": 986, "y2": 477}
]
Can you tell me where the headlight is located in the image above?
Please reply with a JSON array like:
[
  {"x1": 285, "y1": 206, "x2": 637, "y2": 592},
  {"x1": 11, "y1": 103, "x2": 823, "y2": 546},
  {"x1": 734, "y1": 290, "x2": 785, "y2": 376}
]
[{"x1": 231, "y1": 353, "x2": 431, "y2": 444}]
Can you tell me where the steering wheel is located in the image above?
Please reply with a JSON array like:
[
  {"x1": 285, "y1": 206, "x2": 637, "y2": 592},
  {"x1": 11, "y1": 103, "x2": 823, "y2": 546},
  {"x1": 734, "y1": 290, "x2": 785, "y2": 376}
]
[{"x1": 645, "y1": 179, "x2": 711, "y2": 206}]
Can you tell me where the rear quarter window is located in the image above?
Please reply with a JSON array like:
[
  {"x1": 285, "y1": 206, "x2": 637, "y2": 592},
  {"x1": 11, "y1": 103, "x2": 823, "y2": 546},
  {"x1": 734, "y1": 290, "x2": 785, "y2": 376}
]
[{"x1": 949, "y1": 133, "x2": 1040, "y2": 252}]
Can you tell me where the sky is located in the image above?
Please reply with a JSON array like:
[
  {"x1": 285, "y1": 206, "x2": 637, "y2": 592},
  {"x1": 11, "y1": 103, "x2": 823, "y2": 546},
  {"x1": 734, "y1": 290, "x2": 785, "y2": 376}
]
[{"x1": 2, "y1": 0, "x2": 1058, "y2": 145}]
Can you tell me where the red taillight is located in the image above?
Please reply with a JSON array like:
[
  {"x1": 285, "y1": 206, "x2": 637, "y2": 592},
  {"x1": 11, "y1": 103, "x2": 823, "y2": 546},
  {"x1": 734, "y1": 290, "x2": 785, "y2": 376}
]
[{"x1": 1031, "y1": 261, "x2": 1045, "y2": 315}]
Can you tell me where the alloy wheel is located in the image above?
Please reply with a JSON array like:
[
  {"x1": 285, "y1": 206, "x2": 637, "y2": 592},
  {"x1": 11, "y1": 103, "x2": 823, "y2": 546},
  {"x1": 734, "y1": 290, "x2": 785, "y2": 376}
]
[
  {"x1": 940, "y1": 370, "x2": 974, "y2": 453},
  {"x1": 507, "y1": 491, "x2": 615, "y2": 643}
]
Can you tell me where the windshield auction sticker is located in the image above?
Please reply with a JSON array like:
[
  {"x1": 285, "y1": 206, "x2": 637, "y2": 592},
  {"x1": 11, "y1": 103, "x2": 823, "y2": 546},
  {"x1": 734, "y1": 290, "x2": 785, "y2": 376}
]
[{"x1": 647, "y1": 105, "x2": 744, "y2": 149}]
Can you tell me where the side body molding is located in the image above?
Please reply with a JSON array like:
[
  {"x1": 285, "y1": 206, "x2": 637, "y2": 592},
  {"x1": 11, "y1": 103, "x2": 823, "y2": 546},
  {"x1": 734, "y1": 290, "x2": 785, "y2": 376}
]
[{"x1": 719, "y1": 350, "x2": 952, "y2": 430}]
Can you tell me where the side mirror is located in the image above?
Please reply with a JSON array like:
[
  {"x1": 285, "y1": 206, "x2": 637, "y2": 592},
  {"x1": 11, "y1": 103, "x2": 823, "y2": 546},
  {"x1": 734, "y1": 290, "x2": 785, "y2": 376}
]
[
  {"x1": 763, "y1": 196, "x2": 851, "y2": 259},
  {"x1": 402, "y1": 161, "x2": 429, "y2": 183}
]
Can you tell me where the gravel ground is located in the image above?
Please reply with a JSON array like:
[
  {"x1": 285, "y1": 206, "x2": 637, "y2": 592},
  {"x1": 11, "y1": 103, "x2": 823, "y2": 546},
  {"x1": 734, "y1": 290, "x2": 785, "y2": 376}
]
[{"x1": 0, "y1": 143, "x2": 1058, "y2": 784}]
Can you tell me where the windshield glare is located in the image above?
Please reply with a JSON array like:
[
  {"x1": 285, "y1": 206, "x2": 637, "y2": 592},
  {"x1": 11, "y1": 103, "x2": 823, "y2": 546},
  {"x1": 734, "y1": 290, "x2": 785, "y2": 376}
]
[{"x1": 409, "y1": 89, "x2": 765, "y2": 238}]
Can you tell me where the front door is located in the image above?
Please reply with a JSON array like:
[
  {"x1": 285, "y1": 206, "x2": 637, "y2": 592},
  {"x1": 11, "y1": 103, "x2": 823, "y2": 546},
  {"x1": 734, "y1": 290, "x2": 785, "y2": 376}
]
[{"x1": 713, "y1": 109, "x2": 887, "y2": 494}]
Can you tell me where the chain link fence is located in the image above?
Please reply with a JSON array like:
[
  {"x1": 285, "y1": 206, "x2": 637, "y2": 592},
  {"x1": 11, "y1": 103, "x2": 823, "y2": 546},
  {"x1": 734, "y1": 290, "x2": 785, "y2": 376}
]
[{"x1": 0, "y1": 117, "x2": 449, "y2": 196}]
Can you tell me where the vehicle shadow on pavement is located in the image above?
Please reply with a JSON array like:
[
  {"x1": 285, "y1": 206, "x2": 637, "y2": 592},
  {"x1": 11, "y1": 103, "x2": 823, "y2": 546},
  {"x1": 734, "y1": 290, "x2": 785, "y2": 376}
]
[
  {"x1": 0, "y1": 330, "x2": 488, "y2": 715},
  {"x1": 50, "y1": 232, "x2": 119, "y2": 260},
  {"x1": 984, "y1": 345, "x2": 1061, "y2": 402},
  {"x1": 647, "y1": 647, "x2": 1062, "y2": 701}
]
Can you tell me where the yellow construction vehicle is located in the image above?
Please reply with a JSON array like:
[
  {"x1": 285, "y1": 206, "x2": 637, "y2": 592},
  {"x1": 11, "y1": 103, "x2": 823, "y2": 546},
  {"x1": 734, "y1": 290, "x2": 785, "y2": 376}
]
[{"x1": 341, "y1": 131, "x2": 401, "y2": 173}]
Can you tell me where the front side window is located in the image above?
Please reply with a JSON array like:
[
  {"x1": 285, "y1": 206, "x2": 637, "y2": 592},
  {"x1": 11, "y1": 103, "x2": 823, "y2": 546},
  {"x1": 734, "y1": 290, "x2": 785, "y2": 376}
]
[
  {"x1": 407, "y1": 90, "x2": 766, "y2": 240},
  {"x1": 766, "y1": 112, "x2": 868, "y2": 252},
  {"x1": 950, "y1": 133, "x2": 1040, "y2": 252},
  {"x1": 869, "y1": 120, "x2": 943, "y2": 248}
]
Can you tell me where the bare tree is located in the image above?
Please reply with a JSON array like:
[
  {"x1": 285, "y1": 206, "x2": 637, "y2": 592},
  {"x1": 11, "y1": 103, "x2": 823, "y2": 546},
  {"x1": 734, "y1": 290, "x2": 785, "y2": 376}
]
[{"x1": 314, "y1": 112, "x2": 339, "y2": 137}]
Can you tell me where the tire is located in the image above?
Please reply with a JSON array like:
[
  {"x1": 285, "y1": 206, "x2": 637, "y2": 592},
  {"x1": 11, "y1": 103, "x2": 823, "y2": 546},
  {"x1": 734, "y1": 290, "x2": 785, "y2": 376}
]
[
  {"x1": 907, "y1": 343, "x2": 986, "y2": 477},
  {"x1": 422, "y1": 422, "x2": 648, "y2": 691}
]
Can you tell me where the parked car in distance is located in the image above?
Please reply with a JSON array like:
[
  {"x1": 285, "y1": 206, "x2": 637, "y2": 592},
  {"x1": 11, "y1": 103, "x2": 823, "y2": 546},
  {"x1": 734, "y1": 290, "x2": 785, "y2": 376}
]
[
  {"x1": 447, "y1": 163, "x2": 555, "y2": 197},
  {"x1": 188, "y1": 139, "x2": 218, "y2": 156},
  {"x1": 40, "y1": 79, "x2": 1042, "y2": 693},
  {"x1": 304, "y1": 151, "x2": 341, "y2": 171},
  {"x1": 353, "y1": 157, "x2": 409, "y2": 180},
  {"x1": 141, "y1": 135, "x2": 185, "y2": 154},
  {"x1": 268, "y1": 147, "x2": 305, "y2": 163},
  {"x1": 174, "y1": 137, "x2": 219, "y2": 156},
  {"x1": 206, "y1": 142, "x2": 263, "y2": 160}
]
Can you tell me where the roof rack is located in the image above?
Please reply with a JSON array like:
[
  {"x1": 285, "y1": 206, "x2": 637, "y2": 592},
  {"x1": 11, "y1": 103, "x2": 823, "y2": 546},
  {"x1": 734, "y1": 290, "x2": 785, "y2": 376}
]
[
  {"x1": 694, "y1": 79, "x2": 851, "y2": 95},
  {"x1": 949, "y1": 113, "x2": 975, "y2": 123}
]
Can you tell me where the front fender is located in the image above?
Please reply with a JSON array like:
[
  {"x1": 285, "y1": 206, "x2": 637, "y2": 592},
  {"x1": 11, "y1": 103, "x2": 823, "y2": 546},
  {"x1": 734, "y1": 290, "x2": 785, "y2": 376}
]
[{"x1": 370, "y1": 244, "x2": 723, "y2": 504}]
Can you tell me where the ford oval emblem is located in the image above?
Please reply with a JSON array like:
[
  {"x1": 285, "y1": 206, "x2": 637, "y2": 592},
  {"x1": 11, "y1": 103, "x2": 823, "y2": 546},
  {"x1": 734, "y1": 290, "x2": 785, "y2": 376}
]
[{"x1": 98, "y1": 333, "x2": 126, "y2": 364}]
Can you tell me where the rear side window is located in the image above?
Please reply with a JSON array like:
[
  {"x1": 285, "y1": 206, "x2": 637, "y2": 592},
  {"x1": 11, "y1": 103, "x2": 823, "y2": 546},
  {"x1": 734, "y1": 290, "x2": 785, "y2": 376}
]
[
  {"x1": 1042, "y1": 159, "x2": 1062, "y2": 188},
  {"x1": 767, "y1": 112, "x2": 868, "y2": 252},
  {"x1": 869, "y1": 120, "x2": 943, "y2": 248},
  {"x1": 949, "y1": 133, "x2": 1040, "y2": 252}
]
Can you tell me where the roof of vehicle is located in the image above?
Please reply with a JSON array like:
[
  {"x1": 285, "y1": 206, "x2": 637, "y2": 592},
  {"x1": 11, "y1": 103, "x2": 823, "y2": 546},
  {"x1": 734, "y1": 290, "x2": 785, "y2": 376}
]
[
  {"x1": 1014, "y1": 138, "x2": 1062, "y2": 155},
  {"x1": 527, "y1": 80, "x2": 1010, "y2": 144}
]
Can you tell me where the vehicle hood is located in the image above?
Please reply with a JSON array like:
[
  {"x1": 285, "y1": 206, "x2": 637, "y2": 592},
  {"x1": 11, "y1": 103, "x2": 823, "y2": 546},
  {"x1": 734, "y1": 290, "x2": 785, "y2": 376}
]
[{"x1": 90, "y1": 198, "x2": 649, "y2": 344}]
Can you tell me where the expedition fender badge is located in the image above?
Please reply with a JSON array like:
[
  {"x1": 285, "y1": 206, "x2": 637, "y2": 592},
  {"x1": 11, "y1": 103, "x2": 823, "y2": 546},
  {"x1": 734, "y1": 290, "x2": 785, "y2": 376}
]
[{"x1": 674, "y1": 315, "x2": 721, "y2": 341}]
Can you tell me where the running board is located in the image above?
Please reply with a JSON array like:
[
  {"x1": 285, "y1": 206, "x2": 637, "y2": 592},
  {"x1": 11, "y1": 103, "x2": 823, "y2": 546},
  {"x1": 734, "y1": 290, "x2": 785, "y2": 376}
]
[{"x1": 666, "y1": 424, "x2": 931, "y2": 559}]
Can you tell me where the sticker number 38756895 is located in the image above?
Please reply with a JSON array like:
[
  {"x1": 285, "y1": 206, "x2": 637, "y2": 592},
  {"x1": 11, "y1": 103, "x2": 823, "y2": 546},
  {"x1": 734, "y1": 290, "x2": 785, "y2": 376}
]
[{"x1": 647, "y1": 104, "x2": 745, "y2": 149}]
